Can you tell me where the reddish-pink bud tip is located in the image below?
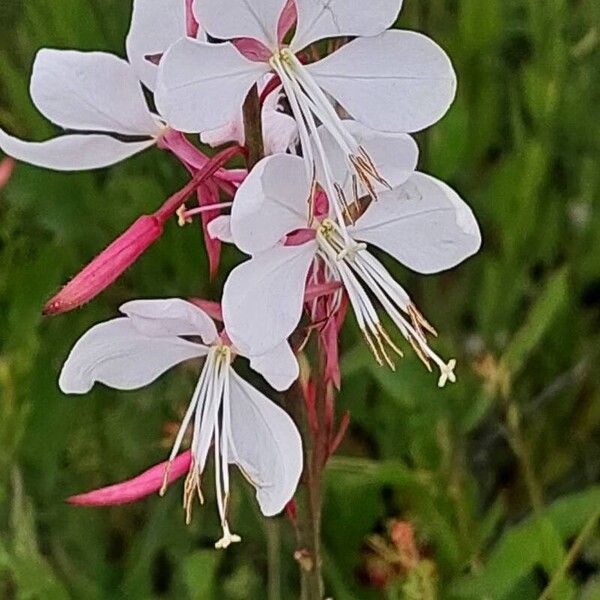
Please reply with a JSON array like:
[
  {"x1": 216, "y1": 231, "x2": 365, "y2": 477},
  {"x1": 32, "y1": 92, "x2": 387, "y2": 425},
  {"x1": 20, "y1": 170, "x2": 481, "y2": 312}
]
[
  {"x1": 44, "y1": 215, "x2": 163, "y2": 316},
  {"x1": 67, "y1": 450, "x2": 192, "y2": 507}
]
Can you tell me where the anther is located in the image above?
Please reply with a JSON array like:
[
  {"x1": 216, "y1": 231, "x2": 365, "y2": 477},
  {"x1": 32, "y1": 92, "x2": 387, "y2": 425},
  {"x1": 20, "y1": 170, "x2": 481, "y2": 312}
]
[
  {"x1": 176, "y1": 205, "x2": 192, "y2": 227},
  {"x1": 159, "y1": 461, "x2": 173, "y2": 497}
]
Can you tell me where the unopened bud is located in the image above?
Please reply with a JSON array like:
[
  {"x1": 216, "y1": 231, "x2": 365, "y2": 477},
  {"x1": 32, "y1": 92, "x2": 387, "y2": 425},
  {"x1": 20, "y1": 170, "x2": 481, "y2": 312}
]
[
  {"x1": 67, "y1": 450, "x2": 192, "y2": 506},
  {"x1": 44, "y1": 215, "x2": 163, "y2": 315}
]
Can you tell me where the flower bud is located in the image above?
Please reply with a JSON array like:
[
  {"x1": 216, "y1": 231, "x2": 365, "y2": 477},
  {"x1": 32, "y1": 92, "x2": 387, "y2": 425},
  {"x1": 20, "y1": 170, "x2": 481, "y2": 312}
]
[
  {"x1": 68, "y1": 451, "x2": 191, "y2": 506},
  {"x1": 44, "y1": 215, "x2": 163, "y2": 315}
]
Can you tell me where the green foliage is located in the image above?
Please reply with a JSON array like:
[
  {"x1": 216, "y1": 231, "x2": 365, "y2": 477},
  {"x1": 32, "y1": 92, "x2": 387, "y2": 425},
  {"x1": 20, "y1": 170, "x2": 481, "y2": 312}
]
[{"x1": 1, "y1": 0, "x2": 599, "y2": 598}]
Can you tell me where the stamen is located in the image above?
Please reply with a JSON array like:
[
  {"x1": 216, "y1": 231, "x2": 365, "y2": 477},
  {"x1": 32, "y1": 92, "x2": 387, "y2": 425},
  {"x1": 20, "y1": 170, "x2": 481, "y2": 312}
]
[
  {"x1": 183, "y1": 459, "x2": 204, "y2": 525},
  {"x1": 177, "y1": 202, "x2": 234, "y2": 226},
  {"x1": 362, "y1": 327, "x2": 384, "y2": 366},
  {"x1": 408, "y1": 304, "x2": 438, "y2": 338},
  {"x1": 374, "y1": 332, "x2": 396, "y2": 370},
  {"x1": 159, "y1": 461, "x2": 172, "y2": 497},
  {"x1": 376, "y1": 323, "x2": 404, "y2": 358},
  {"x1": 177, "y1": 204, "x2": 192, "y2": 226}
]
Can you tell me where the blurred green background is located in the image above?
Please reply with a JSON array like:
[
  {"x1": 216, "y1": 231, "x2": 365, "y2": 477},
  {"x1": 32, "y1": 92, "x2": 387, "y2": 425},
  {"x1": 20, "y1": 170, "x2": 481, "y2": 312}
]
[{"x1": 1, "y1": 0, "x2": 599, "y2": 598}]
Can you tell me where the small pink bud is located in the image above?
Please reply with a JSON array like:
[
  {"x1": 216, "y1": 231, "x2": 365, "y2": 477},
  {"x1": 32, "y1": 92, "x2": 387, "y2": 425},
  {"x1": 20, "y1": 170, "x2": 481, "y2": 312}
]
[
  {"x1": 67, "y1": 451, "x2": 192, "y2": 506},
  {"x1": 44, "y1": 215, "x2": 163, "y2": 315},
  {"x1": 0, "y1": 157, "x2": 15, "y2": 189}
]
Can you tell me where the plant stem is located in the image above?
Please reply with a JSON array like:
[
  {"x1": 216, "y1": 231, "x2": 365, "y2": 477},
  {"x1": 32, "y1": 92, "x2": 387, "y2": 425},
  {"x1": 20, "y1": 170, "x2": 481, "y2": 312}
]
[
  {"x1": 286, "y1": 379, "x2": 326, "y2": 600},
  {"x1": 242, "y1": 86, "x2": 325, "y2": 599},
  {"x1": 242, "y1": 85, "x2": 264, "y2": 170}
]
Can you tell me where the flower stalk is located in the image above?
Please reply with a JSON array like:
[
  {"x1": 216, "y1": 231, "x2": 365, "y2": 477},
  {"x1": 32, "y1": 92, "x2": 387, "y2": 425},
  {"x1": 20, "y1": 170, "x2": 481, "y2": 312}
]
[{"x1": 242, "y1": 87, "x2": 326, "y2": 598}]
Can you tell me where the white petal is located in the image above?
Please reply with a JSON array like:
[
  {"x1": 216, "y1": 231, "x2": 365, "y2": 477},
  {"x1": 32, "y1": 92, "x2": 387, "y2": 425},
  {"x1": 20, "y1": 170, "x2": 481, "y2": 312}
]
[
  {"x1": 231, "y1": 154, "x2": 310, "y2": 255},
  {"x1": 119, "y1": 298, "x2": 219, "y2": 344},
  {"x1": 0, "y1": 129, "x2": 154, "y2": 171},
  {"x1": 126, "y1": 0, "x2": 186, "y2": 91},
  {"x1": 262, "y1": 93, "x2": 298, "y2": 154},
  {"x1": 200, "y1": 92, "x2": 298, "y2": 155},
  {"x1": 207, "y1": 215, "x2": 234, "y2": 243},
  {"x1": 248, "y1": 341, "x2": 299, "y2": 391},
  {"x1": 193, "y1": 0, "x2": 286, "y2": 50},
  {"x1": 351, "y1": 172, "x2": 482, "y2": 274},
  {"x1": 30, "y1": 49, "x2": 160, "y2": 136},
  {"x1": 200, "y1": 113, "x2": 245, "y2": 147},
  {"x1": 156, "y1": 39, "x2": 268, "y2": 133},
  {"x1": 222, "y1": 242, "x2": 317, "y2": 356},
  {"x1": 228, "y1": 370, "x2": 302, "y2": 516},
  {"x1": 307, "y1": 30, "x2": 456, "y2": 133},
  {"x1": 59, "y1": 319, "x2": 207, "y2": 394},
  {"x1": 292, "y1": 0, "x2": 402, "y2": 52},
  {"x1": 317, "y1": 120, "x2": 418, "y2": 195}
]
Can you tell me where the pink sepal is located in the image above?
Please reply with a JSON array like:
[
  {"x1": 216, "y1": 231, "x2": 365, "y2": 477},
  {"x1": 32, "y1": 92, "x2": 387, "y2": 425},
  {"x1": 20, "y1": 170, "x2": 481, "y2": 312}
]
[
  {"x1": 233, "y1": 38, "x2": 272, "y2": 62},
  {"x1": 189, "y1": 298, "x2": 223, "y2": 322},
  {"x1": 185, "y1": 0, "x2": 199, "y2": 38},
  {"x1": 68, "y1": 451, "x2": 192, "y2": 506},
  {"x1": 278, "y1": 0, "x2": 297, "y2": 44}
]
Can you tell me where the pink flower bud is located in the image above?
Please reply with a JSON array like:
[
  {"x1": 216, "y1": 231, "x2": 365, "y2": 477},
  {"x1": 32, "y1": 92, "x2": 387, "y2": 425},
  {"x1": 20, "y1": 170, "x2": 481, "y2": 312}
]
[
  {"x1": 0, "y1": 157, "x2": 15, "y2": 189},
  {"x1": 68, "y1": 451, "x2": 192, "y2": 506},
  {"x1": 44, "y1": 215, "x2": 163, "y2": 315}
]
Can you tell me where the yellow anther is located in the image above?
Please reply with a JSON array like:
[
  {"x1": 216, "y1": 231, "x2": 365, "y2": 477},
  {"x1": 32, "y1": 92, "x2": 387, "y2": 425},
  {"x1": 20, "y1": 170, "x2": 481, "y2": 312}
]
[{"x1": 176, "y1": 204, "x2": 192, "y2": 227}]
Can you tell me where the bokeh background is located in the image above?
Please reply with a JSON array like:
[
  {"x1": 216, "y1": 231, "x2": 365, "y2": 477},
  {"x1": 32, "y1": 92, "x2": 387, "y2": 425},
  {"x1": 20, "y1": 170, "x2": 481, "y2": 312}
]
[{"x1": 1, "y1": 1, "x2": 599, "y2": 598}]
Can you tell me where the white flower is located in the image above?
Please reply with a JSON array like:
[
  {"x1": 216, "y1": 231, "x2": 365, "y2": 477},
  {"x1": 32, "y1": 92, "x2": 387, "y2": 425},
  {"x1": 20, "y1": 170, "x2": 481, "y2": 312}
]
[
  {"x1": 0, "y1": 0, "x2": 189, "y2": 171},
  {"x1": 156, "y1": 0, "x2": 456, "y2": 223},
  {"x1": 220, "y1": 154, "x2": 481, "y2": 386},
  {"x1": 0, "y1": 49, "x2": 166, "y2": 171},
  {"x1": 59, "y1": 298, "x2": 303, "y2": 549},
  {"x1": 200, "y1": 79, "x2": 299, "y2": 156}
]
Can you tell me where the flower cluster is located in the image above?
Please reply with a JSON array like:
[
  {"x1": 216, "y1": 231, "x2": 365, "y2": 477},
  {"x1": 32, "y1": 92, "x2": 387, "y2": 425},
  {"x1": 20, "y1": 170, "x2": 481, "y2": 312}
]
[{"x1": 0, "y1": 0, "x2": 481, "y2": 548}]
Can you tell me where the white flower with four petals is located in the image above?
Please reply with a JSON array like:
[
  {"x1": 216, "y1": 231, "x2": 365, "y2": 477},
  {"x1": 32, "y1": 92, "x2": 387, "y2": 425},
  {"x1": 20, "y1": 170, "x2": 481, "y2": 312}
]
[
  {"x1": 59, "y1": 298, "x2": 303, "y2": 549},
  {"x1": 156, "y1": 0, "x2": 457, "y2": 226}
]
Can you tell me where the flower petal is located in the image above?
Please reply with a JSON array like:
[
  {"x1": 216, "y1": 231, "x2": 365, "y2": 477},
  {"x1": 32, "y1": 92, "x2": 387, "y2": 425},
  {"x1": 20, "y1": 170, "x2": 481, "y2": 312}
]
[
  {"x1": 262, "y1": 92, "x2": 299, "y2": 154},
  {"x1": 223, "y1": 241, "x2": 317, "y2": 356},
  {"x1": 193, "y1": 0, "x2": 286, "y2": 50},
  {"x1": 200, "y1": 90, "x2": 297, "y2": 155},
  {"x1": 317, "y1": 120, "x2": 418, "y2": 196},
  {"x1": 231, "y1": 154, "x2": 310, "y2": 255},
  {"x1": 30, "y1": 49, "x2": 160, "y2": 136},
  {"x1": 248, "y1": 341, "x2": 300, "y2": 391},
  {"x1": 307, "y1": 30, "x2": 456, "y2": 133},
  {"x1": 0, "y1": 129, "x2": 154, "y2": 171},
  {"x1": 120, "y1": 298, "x2": 219, "y2": 344},
  {"x1": 351, "y1": 172, "x2": 481, "y2": 274},
  {"x1": 156, "y1": 39, "x2": 268, "y2": 133},
  {"x1": 228, "y1": 370, "x2": 302, "y2": 516},
  {"x1": 59, "y1": 318, "x2": 207, "y2": 394},
  {"x1": 126, "y1": 0, "x2": 186, "y2": 91},
  {"x1": 207, "y1": 215, "x2": 234, "y2": 243},
  {"x1": 291, "y1": 0, "x2": 402, "y2": 51}
]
